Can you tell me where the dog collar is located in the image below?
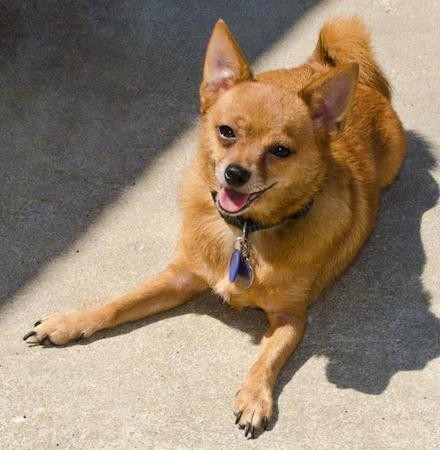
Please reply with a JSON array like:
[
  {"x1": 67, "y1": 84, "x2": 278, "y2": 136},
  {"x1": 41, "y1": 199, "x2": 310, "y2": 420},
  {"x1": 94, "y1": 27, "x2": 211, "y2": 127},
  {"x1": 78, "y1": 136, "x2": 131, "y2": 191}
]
[{"x1": 211, "y1": 192, "x2": 314, "y2": 234}]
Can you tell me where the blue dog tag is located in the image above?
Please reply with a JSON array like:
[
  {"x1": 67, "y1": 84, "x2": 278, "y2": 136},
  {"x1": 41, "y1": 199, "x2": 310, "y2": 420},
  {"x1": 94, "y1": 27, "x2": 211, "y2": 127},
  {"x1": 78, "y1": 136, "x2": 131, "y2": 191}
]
[
  {"x1": 228, "y1": 249, "x2": 254, "y2": 288},
  {"x1": 228, "y1": 224, "x2": 254, "y2": 289},
  {"x1": 229, "y1": 249, "x2": 241, "y2": 282}
]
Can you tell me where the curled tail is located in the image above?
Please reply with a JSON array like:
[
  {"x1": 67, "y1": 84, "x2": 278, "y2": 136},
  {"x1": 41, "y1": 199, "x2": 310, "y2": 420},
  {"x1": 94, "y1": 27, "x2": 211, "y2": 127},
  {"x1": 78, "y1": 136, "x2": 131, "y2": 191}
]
[{"x1": 313, "y1": 17, "x2": 391, "y2": 100}]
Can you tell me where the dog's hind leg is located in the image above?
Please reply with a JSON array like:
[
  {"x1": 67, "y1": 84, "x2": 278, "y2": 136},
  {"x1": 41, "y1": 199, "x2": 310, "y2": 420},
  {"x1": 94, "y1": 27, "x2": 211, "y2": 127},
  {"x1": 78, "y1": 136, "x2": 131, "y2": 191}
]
[{"x1": 23, "y1": 264, "x2": 207, "y2": 346}]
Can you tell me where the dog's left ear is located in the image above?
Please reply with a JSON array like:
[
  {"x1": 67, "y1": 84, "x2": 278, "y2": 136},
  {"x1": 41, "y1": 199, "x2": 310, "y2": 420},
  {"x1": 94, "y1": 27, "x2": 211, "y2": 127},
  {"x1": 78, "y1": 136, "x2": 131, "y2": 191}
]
[
  {"x1": 200, "y1": 19, "x2": 252, "y2": 113},
  {"x1": 301, "y1": 62, "x2": 359, "y2": 136}
]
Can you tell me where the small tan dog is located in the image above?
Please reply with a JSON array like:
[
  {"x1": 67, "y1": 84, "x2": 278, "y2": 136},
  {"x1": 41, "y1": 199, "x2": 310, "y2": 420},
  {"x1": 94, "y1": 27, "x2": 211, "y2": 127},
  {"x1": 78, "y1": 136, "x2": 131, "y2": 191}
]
[{"x1": 25, "y1": 18, "x2": 405, "y2": 438}]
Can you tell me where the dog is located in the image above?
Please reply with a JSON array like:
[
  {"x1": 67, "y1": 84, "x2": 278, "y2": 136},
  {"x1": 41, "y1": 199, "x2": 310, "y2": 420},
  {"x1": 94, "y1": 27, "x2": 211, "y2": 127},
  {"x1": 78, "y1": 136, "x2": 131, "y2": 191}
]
[{"x1": 24, "y1": 17, "x2": 406, "y2": 438}]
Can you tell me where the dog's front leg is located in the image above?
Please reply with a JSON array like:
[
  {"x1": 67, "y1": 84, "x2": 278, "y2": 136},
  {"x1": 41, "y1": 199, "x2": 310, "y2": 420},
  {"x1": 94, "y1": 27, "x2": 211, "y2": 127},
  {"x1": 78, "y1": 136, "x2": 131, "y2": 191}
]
[
  {"x1": 234, "y1": 307, "x2": 307, "y2": 437},
  {"x1": 24, "y1": 263, "x2": 207, "y2": 346}
]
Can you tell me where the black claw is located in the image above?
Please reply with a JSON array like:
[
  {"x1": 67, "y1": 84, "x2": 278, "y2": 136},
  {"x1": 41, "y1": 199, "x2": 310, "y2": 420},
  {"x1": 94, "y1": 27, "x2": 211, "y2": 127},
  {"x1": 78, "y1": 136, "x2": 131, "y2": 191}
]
[
  {"x1": 250, "y1": 426, "x2": 256, "y2": 439},
  {"x1": 262, "y1": 416, "x2": 268, "y2": 430},
  {"x1": 34, "y1": 320, "x2": 42, "y2": 327},
  {"x1": 244, "y1": 423, "x2": 251, "y2": 437},
  {"x1": 23, "y1": 331, "x2": 36, "y2": 341},
  {"x1": 234, "y1": 411, "x2": 242, "y2": 424}
]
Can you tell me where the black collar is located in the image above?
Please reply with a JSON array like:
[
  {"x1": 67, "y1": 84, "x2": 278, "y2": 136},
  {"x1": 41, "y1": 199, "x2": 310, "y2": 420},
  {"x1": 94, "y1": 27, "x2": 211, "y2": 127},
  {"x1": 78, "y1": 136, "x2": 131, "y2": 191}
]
[{"x1": 211, "y1": 192, "x2": 314, "y2": 234}]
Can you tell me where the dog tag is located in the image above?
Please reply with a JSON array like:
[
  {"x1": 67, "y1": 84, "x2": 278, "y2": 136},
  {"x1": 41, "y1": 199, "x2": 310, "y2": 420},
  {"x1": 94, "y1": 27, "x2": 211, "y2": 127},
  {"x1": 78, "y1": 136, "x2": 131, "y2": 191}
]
[
  {"x1": 228, "y1": 227, "x2": 254, "y2": 289},
  {"x1": 236, "y1": 258, "x2": 254, "y2": 289},
  {"x1": 229, "y1": 249, "x2": 242, "y2": 283}
]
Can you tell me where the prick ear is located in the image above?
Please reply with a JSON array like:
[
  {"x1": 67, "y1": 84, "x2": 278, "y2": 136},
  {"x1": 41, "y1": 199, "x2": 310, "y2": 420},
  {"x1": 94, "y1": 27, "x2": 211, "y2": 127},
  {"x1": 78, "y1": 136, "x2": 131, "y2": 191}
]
[
  {"x1": 301, "y1": 62, "x2": 359, "y2": 136},
  {"x1": 200, "y1": 19, "x2": 252, "y2": 113}
]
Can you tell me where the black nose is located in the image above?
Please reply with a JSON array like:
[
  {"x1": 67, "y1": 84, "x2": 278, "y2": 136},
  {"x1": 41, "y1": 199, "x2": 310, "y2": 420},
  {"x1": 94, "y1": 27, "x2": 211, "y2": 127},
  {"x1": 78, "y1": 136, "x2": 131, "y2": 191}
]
[{"x1": 224, "y1": 164, "x2": 251, "y2": 188}]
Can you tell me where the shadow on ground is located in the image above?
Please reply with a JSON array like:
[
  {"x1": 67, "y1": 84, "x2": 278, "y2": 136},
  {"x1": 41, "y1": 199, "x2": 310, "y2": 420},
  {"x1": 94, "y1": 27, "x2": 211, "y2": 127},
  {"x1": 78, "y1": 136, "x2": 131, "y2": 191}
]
[
  {"x1": 0, "y1": 0, "x2": 319, "y2": 305},
  {"x1": 274, "y1": 131, "x2": 440, "y2": 402}
]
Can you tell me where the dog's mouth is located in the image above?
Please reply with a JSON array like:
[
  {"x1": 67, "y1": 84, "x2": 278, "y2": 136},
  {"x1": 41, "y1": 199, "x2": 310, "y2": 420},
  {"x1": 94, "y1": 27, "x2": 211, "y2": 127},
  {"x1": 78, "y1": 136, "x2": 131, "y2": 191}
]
[{"x1": 213, "y1": 183, "x2": 276, "y2": 215}]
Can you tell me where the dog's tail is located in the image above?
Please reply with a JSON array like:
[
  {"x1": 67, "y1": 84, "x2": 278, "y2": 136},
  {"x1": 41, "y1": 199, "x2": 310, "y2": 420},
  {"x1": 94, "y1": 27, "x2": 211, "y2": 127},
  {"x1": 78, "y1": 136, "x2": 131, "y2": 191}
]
[{"x1": 312, "y1": 17, "x2": 391, "y2": 100}]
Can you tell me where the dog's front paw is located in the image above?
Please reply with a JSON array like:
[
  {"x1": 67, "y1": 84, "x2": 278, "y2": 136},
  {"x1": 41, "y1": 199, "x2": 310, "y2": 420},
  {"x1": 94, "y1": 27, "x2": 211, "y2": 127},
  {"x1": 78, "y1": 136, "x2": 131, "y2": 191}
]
[
  {"x1": 233, "y1": 382, "x2": 273, "y2": 438},
  {"x1": 23, "y1": 312, "x2": 98, "y2": 346}
]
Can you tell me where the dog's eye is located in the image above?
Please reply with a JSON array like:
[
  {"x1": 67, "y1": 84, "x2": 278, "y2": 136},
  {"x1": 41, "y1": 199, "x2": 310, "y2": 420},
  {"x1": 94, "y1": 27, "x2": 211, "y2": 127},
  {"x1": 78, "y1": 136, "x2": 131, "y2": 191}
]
[
  {"x1": 269, "y1": 146, "x2": 292, "y2": 158},
  {"x1": 218, "y1": 125, "x2": 236, "y2": 140}
]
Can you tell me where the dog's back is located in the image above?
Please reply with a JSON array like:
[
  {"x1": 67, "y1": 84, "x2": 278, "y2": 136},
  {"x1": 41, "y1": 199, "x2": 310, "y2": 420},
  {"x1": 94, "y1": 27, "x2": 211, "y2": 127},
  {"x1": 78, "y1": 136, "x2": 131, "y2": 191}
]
[{"x1": 311, "y1": 18, "x2": 406, "y2": 189}]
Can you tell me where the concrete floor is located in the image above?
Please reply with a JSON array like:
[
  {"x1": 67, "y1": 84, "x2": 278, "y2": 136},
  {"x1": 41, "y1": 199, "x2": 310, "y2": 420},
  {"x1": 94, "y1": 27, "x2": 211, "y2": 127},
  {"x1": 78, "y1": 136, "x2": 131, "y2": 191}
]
[{"x1": 1, "y1": 0, "x2": 439, "y2": 448}]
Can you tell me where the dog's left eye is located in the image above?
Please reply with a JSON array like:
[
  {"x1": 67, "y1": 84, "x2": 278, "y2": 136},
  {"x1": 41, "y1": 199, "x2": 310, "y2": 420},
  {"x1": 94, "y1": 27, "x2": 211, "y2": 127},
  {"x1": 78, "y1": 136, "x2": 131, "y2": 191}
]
[
  {"x1": 269, "y1": 146, "x2": 293, "y2": 158},
  {"x1": 218, "y1": 125, "x2": 236, "y2": 140}
]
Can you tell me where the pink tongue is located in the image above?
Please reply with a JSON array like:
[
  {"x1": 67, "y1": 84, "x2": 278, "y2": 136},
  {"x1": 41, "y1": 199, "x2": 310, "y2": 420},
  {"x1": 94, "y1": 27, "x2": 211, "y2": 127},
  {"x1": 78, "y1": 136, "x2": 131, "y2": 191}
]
[{"x1": 218, "y1": 187, "x2": 250, "y2": 213}]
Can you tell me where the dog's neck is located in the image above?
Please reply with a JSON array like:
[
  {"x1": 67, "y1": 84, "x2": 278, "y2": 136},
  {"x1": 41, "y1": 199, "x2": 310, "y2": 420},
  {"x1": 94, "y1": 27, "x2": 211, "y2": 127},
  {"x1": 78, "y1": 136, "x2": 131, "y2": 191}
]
[{"x1": 212, "y1": 193, "x2": 314, "y2": 234}]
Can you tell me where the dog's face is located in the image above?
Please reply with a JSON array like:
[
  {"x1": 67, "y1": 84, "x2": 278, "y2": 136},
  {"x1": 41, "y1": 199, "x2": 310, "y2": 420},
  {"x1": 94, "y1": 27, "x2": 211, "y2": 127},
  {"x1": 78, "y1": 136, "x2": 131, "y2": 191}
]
[
  {"x1": 199, "y1": 20, "x2": 358, "y2": 225},
  {"x1": 203, "y1": 77, "x2": 325, "y2": 225}
]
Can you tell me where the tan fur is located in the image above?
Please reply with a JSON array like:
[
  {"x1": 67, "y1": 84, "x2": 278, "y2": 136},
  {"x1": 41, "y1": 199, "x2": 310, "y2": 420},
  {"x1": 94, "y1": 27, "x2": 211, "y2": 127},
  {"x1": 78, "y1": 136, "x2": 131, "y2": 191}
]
[
  {"x1": 25, "y1": 18, "x2": 406, "y2": 438},
  {"x1": 312, "y1": 17, "x2": 392, "y2": 100}
]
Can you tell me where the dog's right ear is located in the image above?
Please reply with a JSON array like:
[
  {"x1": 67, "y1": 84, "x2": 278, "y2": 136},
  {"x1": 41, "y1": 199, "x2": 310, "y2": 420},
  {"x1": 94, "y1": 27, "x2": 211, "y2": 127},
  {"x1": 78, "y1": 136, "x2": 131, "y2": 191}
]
[
  {"x1": 300, "y1": 62, "x2": 359, "y2": 137},
  {"x1": 200, "y1": 19, "x2": 252, "y2": 113}
]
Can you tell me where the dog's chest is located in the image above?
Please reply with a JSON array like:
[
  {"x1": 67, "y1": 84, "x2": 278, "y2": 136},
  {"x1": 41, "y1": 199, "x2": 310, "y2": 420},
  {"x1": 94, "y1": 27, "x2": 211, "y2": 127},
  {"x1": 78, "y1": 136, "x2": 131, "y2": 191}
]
[
  {"x1": 208, "y1": 241, "x2": 257, "y2": 306},
  {"x1": 210, "y1": 246, "x2": 273, "y2": 309},
  {"x1": 213, "y1": 275, "x2": 256, "y2": 309},
  {"x1": 213, "y1": 276, "x2": 237, "y2": 303},
  {"x1": 195, "y1": 217, "x2": 293, "y2": 308}
]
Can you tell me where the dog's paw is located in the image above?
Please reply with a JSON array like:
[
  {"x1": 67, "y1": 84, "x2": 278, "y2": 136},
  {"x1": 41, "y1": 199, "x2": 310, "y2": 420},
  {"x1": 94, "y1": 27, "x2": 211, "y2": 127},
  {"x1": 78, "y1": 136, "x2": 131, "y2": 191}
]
[
  {"x1": 23, "y1": 312, "x2": 97, "y2": 346},
  {"x1": 233, "y1": 382, "x2": 273, "y2": 438}
]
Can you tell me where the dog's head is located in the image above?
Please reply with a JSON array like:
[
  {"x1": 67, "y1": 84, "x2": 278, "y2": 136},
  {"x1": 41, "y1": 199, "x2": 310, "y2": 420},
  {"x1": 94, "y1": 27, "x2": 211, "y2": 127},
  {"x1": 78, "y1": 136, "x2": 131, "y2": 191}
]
[{"x1": 199, "y1": 20, "x2": 358, "y2": 225}]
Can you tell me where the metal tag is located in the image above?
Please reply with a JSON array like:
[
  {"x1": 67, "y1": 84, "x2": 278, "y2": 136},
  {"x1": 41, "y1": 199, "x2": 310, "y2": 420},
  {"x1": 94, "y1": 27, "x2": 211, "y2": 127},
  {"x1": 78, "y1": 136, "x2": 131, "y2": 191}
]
[
  {"x1": 228, "y1": 222, "x2": 254, "y2": 289},
  {"x1": 236, "y1": 258, "x2": 254, "y2": 289}
]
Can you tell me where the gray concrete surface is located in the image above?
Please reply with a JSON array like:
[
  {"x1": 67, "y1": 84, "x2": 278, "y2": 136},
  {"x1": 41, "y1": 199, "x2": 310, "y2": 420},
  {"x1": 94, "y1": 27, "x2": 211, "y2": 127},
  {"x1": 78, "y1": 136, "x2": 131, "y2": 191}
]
[{"x1": 1, "y1": 0, "x2": 439, "y2": 448}]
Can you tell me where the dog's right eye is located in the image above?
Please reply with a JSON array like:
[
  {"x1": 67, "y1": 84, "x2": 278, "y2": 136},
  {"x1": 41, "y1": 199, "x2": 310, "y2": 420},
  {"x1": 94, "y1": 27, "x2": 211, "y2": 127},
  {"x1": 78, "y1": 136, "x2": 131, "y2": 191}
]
[{"x1": 218, "y1": 125, "x2": 236, "y2": 140}]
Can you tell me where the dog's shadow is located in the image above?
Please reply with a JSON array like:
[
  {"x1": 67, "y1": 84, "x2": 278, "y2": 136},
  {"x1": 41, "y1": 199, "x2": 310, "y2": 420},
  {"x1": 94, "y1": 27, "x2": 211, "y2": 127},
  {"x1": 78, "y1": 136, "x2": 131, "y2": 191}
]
[
  {"x1": 74, "y1": 130, "x2": 439, "y2": 427},
  {"x1": 271, "y1": 130, "x2": 440, "y2": 408}
]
